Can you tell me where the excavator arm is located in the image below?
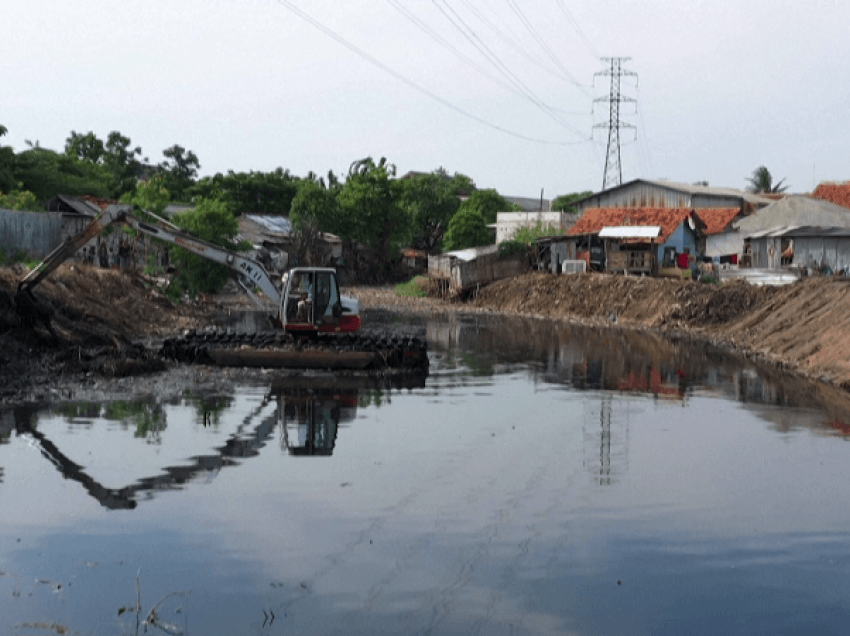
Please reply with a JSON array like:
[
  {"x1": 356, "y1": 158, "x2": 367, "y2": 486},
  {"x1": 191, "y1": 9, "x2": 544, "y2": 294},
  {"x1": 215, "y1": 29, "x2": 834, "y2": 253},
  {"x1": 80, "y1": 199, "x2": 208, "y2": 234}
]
[{"x1": 18, "y1": 204, "x2": 283, "y2": 310}]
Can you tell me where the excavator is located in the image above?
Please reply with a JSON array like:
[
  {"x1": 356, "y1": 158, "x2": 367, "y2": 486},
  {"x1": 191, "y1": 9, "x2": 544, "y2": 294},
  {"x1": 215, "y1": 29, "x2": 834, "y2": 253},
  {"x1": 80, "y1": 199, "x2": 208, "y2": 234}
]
[{"x1": 15, "y1": 204, "x2": 427, "y2": 370}]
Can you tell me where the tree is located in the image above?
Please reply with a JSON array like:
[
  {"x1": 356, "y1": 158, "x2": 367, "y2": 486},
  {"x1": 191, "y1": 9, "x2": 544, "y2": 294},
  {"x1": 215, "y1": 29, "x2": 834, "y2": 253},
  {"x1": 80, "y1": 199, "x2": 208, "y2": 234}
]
[
  {"x1": 746, "y1": 166, "x2": 788, "y2": 194},
  {"x1": 0, "y1": 125, "x2": 15, "y2": 193},
  {"x1": 167, "y1": 197, "x2": 250, "y2": 300},
  {"x1": 14, "y1": 146, "x2": 110, "y2": 200},
  {"x1": 64, "y1": 131, "x2": 105, "y2": 163},
  {"x1": 456, "y1": 189, "x2": 518, "y2": 225},
  {"x1": 396, "y1": 169, "x2": 471, "y2": 251},
  {"x1": 551, "y1": 191, "x2": 592, "y2": 214},
  {"x1": 190, "y1": 168, "x2": 301, "y2": 216},
  {"x1": 441, "y1": 206, "x2": 491, "y2": 251},
  {"x1": 158, "y1": 144, "x2": 200, "y2": 201},
  {"x1": 103, "y1": 131, "x2": 145, "y2": 197},
  {"x1": 65, "y1": 130, "x2": 145, "y2": 198},
  {"x1": 0, "y1": 187, "x2": 41, "y2": 212},
  {"x1": 337, "y1": 157, "x2": 407, "y2": 263},
  {"x1": 290, "y1": 179, "x2": 341, "y2": 265}
]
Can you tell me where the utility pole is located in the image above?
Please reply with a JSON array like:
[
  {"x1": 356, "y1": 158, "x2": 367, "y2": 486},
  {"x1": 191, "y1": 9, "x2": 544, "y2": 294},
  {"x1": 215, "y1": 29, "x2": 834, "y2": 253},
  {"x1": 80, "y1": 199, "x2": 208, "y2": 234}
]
[{"x1": 593, "y1": 57, "x2": 637, "y2": 190}]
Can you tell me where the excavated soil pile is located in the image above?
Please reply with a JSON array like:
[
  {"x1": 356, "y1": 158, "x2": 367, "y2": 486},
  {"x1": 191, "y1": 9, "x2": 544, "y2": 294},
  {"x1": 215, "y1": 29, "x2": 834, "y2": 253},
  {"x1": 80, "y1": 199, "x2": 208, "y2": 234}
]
[
  {"x1": 0, "y1": 264, "x2": 214, "y2": 400},
  {"x1": 468, "y1": 272, "x2": 776, "y2": 327}
]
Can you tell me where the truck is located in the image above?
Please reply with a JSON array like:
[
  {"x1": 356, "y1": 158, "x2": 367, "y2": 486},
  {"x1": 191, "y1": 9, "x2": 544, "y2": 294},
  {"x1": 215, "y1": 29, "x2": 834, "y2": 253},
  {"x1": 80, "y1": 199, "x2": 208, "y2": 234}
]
[{"x1": 16, "y1": 204, "x2": 427, "y2": 370}]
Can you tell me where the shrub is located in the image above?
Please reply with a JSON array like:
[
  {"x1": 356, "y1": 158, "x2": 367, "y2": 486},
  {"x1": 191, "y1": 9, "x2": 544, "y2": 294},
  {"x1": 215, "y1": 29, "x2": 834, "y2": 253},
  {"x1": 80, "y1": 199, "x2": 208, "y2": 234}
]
[{"x1": 394, "y1": 276, "x2": 429, "y2": 298}]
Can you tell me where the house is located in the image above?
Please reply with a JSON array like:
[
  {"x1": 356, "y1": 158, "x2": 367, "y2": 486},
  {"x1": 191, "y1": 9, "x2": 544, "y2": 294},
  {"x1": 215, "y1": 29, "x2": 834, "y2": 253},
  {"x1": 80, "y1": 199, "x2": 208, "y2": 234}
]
[
  {"x1": 571, "y1": 179, "x2": 775, "y2": 215},
  {"x1": 566, "y1": 207, "x2": 705, "y2": 275}
]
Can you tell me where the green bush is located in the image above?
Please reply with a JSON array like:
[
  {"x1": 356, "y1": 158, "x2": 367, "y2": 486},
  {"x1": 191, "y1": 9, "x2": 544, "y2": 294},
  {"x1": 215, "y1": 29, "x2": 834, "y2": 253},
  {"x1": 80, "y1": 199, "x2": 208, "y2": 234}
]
[
  {"x1": 394, "y1": 276, "x2": 429, "y2": 298},
  {"x1": 0, "y1": 247, "x2": 35, "y2": 267},
  {"x1": 498, "y1": 239, "x2": 527, "y2": 258}
]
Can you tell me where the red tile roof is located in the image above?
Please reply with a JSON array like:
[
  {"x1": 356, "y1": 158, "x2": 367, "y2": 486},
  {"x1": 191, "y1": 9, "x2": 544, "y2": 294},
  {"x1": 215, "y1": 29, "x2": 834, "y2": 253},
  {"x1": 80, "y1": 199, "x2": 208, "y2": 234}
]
[
  {"x1": 566, "y1": 207, "x2": 699, "y2": 242},
  {"x1": 812, "y1": 181, "x2": 850, "y2": 210},
  {"x1": 694, "y1": 207, "x2": 740, "y2": 235}
]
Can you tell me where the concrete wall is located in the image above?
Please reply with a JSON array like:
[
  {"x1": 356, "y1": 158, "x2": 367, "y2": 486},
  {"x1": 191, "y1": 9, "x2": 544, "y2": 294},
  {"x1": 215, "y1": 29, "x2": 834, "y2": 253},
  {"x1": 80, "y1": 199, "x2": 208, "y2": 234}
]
[
  {"x1": 495, "y1": 211, "x2": 577, "y2": 244},
  {"x1": 0, "y1": 208, "x2": 65, "y2": 257}
]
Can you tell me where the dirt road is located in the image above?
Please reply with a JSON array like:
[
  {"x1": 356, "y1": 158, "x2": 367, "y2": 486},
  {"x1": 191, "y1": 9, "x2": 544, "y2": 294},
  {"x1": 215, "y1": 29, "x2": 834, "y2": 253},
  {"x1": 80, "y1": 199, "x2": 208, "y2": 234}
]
[{"x1": 3, "y1": 264, "x2": 850, "y2": 405}]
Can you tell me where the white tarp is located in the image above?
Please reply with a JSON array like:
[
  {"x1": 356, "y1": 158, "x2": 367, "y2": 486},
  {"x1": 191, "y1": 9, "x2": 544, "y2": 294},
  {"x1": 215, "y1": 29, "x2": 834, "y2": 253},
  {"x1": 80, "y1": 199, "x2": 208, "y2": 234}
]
[{"x1": 598, "y1": 225, "x2": 661, "y2": 239}]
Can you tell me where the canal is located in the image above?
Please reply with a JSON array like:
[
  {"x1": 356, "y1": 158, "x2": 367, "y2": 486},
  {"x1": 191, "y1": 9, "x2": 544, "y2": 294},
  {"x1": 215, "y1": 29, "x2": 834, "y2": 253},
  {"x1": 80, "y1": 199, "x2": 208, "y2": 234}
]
[{"x1": 1, "y1": 311, "x2": 849, "y2": 635}]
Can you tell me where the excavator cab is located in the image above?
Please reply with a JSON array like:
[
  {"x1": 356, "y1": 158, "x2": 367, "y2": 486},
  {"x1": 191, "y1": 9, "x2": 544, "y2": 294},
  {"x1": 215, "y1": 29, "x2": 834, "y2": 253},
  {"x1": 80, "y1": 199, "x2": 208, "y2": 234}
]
[{"x1": 280, "y1": 267, "x2": 345, "y2": 333}]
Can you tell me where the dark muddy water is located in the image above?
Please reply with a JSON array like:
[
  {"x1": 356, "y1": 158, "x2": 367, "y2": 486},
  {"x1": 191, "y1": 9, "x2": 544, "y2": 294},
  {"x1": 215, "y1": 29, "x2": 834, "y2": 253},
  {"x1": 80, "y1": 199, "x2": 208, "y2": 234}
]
[{"x1": 2, "y1": 311, "x2": 850, "y2": 635}]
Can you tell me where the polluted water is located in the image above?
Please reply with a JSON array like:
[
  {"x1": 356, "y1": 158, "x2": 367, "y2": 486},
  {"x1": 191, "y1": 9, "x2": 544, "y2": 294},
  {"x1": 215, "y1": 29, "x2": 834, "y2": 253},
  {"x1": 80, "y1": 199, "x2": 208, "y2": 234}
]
[{"x1": 1, "y1": 310, "x2": 849, "y2": 636}]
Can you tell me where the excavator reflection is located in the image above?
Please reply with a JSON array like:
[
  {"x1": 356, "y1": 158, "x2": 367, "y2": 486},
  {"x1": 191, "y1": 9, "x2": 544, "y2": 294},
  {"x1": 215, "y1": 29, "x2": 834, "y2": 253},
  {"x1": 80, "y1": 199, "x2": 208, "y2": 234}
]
[{"x1": 5, "y1": 374, "x2": 426, "y2": 510}]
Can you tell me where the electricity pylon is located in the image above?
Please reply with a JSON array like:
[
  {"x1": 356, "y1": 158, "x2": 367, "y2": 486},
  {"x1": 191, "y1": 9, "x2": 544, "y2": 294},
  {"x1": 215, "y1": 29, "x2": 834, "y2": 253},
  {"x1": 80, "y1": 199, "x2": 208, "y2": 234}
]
[{"x1": 593, "y1": 57, "x2": 637, "y2": 190}]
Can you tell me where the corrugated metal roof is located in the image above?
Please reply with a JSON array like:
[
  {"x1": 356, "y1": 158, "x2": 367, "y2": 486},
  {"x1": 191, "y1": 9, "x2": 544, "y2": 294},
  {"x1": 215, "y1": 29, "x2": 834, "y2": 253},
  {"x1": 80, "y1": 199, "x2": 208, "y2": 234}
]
[
  {"x1": 246, "y1": 214, "x2": 292, "y2": 235},
  {"x1": 745, "y1": 225, "x2": 850, "y2": 239},
  {"x1": 571, "y1": 179, "x2": 775, "y2": 207}
]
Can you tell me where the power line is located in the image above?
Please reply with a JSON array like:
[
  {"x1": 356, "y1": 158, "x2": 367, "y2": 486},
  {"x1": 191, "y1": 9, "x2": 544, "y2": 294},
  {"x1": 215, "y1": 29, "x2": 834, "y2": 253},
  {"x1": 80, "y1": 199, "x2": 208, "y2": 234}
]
[
  {"x1": 457, "y1": 0, "x2": 576, "y2": 84},
  {"x1": 593, "y1": 57, "x2": 637, "y2": 189},
  {"x1": 554, "y1": 0, "x2": 600, "y2": 60},
  {"x1": 432, "y1": 0, "x2": 588, "y2": 138},
  {"x1": 388, "y1": 0, "x2": 587, "y2": 117},
  {"x1": 276, "y1": 0, "x2": 589, "y2": 146},
  {"x1": 505, "y1": 0, "x2": 590, "y2": 95}
]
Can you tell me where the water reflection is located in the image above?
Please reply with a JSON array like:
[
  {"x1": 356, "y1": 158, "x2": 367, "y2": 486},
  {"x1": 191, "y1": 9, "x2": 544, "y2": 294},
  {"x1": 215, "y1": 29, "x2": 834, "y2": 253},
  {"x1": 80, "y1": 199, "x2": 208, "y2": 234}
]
[
  {"x1": 1, "y1": 374, "x2": 426, "y2": 509},
  {"x1": 423, "y1": 311, "x2": 850, "y2": 437}
]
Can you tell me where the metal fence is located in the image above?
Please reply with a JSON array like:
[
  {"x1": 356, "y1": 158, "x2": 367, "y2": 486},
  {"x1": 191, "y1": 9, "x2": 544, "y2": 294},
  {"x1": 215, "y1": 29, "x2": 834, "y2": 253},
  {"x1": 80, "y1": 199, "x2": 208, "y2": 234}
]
[{"x1": 0, "y1": 208, "x2": 65, "y2": 257}]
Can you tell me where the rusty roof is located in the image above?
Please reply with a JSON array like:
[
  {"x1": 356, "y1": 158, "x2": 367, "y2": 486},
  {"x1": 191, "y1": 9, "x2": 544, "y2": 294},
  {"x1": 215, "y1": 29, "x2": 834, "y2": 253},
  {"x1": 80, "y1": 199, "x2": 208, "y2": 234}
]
[
  {"x1": 566, "y1": 207, "x2": 701, "y2": 242},
  {"x1": 812, "y1": 181, "x2": 850, "y2": 210}
]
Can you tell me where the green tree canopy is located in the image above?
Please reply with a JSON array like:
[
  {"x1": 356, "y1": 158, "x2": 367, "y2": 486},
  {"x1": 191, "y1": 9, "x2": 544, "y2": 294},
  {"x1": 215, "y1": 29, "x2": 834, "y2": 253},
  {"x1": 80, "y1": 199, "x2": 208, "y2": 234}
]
[
  {"x1": 336, "y1": 157, "x2": 408, "y2": 261},
  {"x1": 396, "y1": 169, "x2": 471, "y2": 251},
  {"x1": 65, "y1": 130, "x2": 145, "y2": 198},
  {"x1": 158, "y1": 144, "x2": 200, "y2": 201},
  {"x1": 746, "y1": 166, "x2": 788, "y2": 194},
  {"x1": 456, "y1": 188, "x2": 518, "y2": 225},
  {"x1": 551, "y1": 191, "x2": 592, "y2": 213},
  {"x1": 441, "y1": 207, "x2": 491, "y2": 251},
  {"x1": 190, "y1": 168, "x2": 301, "y2": 216},
  {"x1": 0, "y1": 125, "x2": 15, "y2": 193},
  {"x1": 14, "y1": 146, "x2": 110, "y2": 201},
  {"x1": 167, "y1": 197, "x2": 249, "y2": 300}
]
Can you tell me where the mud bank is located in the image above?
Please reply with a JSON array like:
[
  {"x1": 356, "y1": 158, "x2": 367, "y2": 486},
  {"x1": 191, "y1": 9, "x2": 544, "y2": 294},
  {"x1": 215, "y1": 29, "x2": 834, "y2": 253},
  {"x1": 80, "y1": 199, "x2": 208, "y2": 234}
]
[{"x1": 348, "y1": 272, "x2": 850, "y2": 391}]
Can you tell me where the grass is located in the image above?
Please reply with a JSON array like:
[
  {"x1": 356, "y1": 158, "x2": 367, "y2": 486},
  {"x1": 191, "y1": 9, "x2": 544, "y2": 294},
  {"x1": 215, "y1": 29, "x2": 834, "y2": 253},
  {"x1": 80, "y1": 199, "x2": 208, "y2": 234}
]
[
  {"x1": 394, "y1": 276, "x2": 429, "y2": 298},
  {"x1": 0, "y1": 247, "x2": 39, "y2": 268}
]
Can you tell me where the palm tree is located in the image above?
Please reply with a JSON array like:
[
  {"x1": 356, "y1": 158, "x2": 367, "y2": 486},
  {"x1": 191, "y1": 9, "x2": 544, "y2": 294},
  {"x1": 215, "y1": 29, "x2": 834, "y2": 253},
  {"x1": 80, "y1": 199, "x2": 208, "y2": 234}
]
[{"x1": 747, "y1": 166, "x2": 788, "y2": 194}]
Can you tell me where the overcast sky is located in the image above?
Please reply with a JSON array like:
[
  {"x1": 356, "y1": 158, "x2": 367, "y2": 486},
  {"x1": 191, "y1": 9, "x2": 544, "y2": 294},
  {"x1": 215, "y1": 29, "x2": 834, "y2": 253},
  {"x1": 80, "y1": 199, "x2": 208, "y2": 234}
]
[{"x1": 3, "y1": 0, "x2": 848, "y2": 200}]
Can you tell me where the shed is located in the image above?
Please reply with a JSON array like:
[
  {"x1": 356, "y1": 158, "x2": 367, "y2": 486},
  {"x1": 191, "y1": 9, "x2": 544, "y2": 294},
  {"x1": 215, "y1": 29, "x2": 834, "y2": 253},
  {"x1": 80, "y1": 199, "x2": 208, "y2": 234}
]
[{"x1": 428, "y1": 244, "x2": 526, "y2": 295}]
